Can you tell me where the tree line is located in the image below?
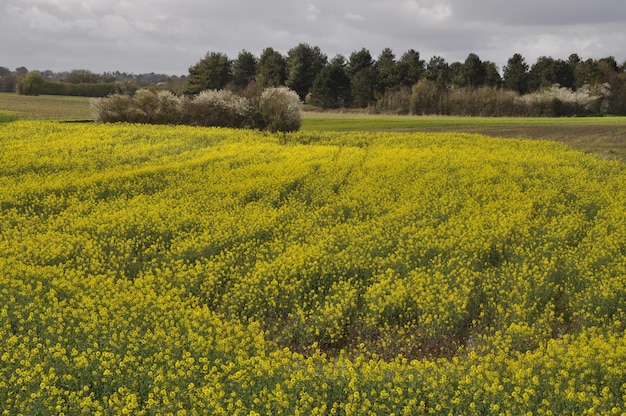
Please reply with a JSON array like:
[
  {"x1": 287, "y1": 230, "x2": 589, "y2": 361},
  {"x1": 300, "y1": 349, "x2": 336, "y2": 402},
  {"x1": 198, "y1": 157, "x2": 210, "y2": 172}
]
[
  {"x1": 182, "y1": 45, "x2": 626, "y2": 115},
  {"x1": 0, "y1": 67, "x2": 186, "y2": 97},
  {"x1": 3, "y1": 44, "x2": 625, "y2": 116}
]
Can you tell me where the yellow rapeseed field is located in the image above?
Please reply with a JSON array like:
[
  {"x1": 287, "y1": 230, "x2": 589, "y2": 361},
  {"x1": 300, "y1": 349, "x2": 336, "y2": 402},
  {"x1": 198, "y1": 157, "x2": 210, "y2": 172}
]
[{"x1": 1, "y1": 120, "x2": 625, "y2": 415}]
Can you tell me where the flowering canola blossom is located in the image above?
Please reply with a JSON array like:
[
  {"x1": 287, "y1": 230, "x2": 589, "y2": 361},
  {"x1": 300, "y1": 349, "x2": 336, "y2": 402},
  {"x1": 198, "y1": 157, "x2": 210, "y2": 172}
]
[{"x1": 1, "y1": 121, "x2": 625, "y2": 415}]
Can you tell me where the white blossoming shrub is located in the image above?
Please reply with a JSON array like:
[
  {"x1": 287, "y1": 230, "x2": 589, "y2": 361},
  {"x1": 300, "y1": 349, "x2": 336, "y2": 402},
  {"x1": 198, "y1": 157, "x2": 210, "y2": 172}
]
[
  {"x1": 91, "y1": 90, "x2": 182, "y2": 124},
  {"x1": 92, "y1": 87, "x2": 302, "y2": 131},
  {"x1": 132, "y1": 89, "x2": 184, "y2": 124},
  {"x1": 153, "y1": 90, "x2": 184, "y2": 124},
  {"x1": 91, "y1": 94, "x2": 140, "y2": 123},
  {"x1": 257, "y1": 87, "x2": 302, "y2": 132},
  {"x1": 182, "y1": 89, "x2": 252, "y2": 128},
  {"x1": 132, "y1": 89, "x2": 160, "y2": 122},
  {"x1": 515, "y1": 84, "x2": 604, "y2": 116}
]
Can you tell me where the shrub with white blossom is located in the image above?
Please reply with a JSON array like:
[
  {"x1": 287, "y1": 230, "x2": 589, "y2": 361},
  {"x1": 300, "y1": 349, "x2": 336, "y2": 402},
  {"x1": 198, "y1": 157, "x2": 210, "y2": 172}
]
[
  {"x1": 182, "y1": 89, "x2": 252, "y2": 128},
  {"x1": 515, "y1": 84, "x2": 607, "y2": 116},
  {"x1": 91, "y1": 87, "x2": 302, "y2": 131}
]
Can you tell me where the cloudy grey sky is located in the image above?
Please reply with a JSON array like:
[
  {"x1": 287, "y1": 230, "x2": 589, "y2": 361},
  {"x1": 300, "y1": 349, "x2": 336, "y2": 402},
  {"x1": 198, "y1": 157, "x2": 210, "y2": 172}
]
[{"x1": 2, "y1": 0, "x2": 625, "y2": 75}]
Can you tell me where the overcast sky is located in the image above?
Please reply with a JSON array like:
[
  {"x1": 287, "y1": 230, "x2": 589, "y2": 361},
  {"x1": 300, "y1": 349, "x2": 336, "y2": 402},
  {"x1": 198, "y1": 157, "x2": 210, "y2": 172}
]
[{"x1": 2, "y1": 0, "x2": 626, "y2": 76}]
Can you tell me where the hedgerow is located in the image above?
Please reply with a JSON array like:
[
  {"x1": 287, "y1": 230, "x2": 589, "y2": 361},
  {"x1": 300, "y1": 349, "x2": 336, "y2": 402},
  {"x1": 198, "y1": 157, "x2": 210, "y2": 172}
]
[
  {"x1": 91, "y1": 87, "x2": 302, "y2": 131},
  {"x1": 408, "y1": 80, "x2": 606, "y2": 116}
]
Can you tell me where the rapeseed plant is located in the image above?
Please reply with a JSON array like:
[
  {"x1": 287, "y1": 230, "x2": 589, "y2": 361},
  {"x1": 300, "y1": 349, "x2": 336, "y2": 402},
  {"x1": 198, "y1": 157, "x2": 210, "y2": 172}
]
[{"x1": 1, "y1": 121, "x2": 625, "y2": 414}]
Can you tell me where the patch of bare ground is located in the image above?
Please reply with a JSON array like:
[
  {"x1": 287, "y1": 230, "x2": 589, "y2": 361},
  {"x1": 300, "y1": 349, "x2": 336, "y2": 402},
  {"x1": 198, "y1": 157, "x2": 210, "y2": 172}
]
[{"x1": 421, "y1": 124, "x2": 626, "y2": 161}]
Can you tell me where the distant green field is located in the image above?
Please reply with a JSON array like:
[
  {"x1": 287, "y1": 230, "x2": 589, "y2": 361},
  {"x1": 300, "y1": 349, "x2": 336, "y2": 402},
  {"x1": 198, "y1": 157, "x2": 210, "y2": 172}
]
[
  {"x1": 301, "y1": 111, "x2": 626, "y2": 131},
  {"x1": 1, "y1": 92, "x2": 624, "y2": 160},
  {"x1": 0, "y1": 92, "x2": 93, "y2": 120},
  {"x1": 302, "y1": 112, "x2": 626, "y2": 160}
]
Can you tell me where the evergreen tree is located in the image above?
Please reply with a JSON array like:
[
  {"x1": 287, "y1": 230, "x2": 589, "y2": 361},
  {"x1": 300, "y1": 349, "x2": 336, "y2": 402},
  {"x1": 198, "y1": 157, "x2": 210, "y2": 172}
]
[
  {"x1": 463, "y1": 53, "x2": 486, "y2": 87},
  {"x1": 256, "y1": 47, "x2": 287, "y2": 89},
  {"x1": 449, "y1": 62, "x2": 465, "y2": 88},
  {"x1": 232, "y1": 50, "x2": 258, "y2": 90},
  {"x1": 308, "y1": 55, "x2": 351, "y2": 108},
  {"x1": 425, "y1": 56, "x2": 449, "y2": 87},
  {"x1": 397, "y1": 49, "x2": 425, "y2": 87},
  {"x1": 528, "y1": 56, "x2": 572, "y2": 91},
  {"x1": 376, "y1": 48, "x2": 399, "y2": 94},
  {"x1": 483, "y1": 61, "x2": 502, "y2": 88},
  {"x1": 574, "y1": 58, "x2": 602, "y2": 89},
  {"x1": 182, "y1": 51, "x2": 232, "y2": 95},
  {"x1": 285, "y1": 43, "x2": 327, "y2": 100},
  {"x1": 503, "y1": 53, "x2": 529, "y2": 94},
  {"x1": 568, "y1": 53, "x2": 582, "y2": 88},
  {"x1": 347, "y1": 48, "x2": 376, "y2": 107}
]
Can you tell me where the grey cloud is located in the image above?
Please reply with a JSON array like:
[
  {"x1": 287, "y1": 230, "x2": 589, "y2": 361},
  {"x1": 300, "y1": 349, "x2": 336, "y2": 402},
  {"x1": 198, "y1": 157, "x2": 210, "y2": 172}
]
[
  {"x1": 451, "y1": 0, "x2": 626, "y2": 26},
  {"x1": 1, "y1": 0, "x2": 624, "y2": 74}
]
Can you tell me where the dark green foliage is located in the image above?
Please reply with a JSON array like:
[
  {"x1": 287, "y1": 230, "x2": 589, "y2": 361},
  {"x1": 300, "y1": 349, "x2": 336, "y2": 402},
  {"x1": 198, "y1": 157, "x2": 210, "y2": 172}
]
[
  {"x1": 503, "y1": 53, "x2": 530, "y2": 94},
  {"x1": 462, "y1": 53, "x2": 487, "y2": 88},
  {"x1": 347, "y1": 49, "x2": 376, "y2": 108},
  {"x1": 285, "y1": 43, "x2": 327, "y2": 100},
  {"x1": 308, "y1": 55, "x2": 351, "y2": 108},
  {"x1": 376, "y1": 48, "x2": 399, "y2": 95},
  {"x1": 17, "y1": 72, "x2": 46, "y2": 95},
  {"x1": 528, "y1": 56, "x2": 573, "y2": 91},
  {"x1": 8, "y1": 45, "x2": 626, "y2": 117},
  {"x1": 425, "y1": 56, "x2": 449, "y2": 87},
  {"x1": 574, "y1": 58, "x2": 603, "y2": 89},
  {"x1": 347, "y1": 48, "x2": 374, "y2": 75},
  {"x1": 449, "y1": 62, "x2": 465, "y2": 88},
  {"x1": 182, "y1": 51, "x2": 232, "y2": 95},
  {"x1": 16, "y1": 70, "x2": 122, "y2": 97},
  {"x1": 232, "y1": 50, "x2": 258, "y2": 90},
  {"x1": 43, "y1": 81, "x2": 118, "y2": 97},
  {"x1": 176, "y1": 46, "x2": 626, "y2": 115},
  {"x1": 483, "y1": 61, "x2": 502, "y2": 88},
  {"x1": 257, "y1": 47, "x2": 287, "y2": 89},
  {"x1": 350, "y1": 70, "x2": 377, "y2": 108},
  {"x1": 0, "y1": 66, "x2": 15, "y2": 92},
  {"x1": 396, "y1": 49, "x2": 425, "y2": 87}
]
